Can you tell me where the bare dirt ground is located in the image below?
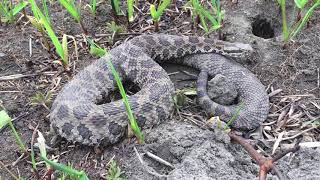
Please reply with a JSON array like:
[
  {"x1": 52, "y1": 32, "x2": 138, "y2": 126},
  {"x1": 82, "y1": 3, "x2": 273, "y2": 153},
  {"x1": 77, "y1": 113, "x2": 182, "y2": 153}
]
[{"x1": 0, "y1": 0, "x2": 319, "y2": 179}]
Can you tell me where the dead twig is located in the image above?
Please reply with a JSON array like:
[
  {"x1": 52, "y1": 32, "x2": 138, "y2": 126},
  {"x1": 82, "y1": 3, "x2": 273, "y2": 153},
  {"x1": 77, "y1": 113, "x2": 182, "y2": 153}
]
[
  {"x1": 134, "y1": 147, "x2": 167, "y2": 178},
  {"x1": 145, "y1": 151, "x2": 175, "y2": 169},
  {"x1": 0, "y1": 160, "x2": 19, "y2": 180},
  {"x1": 228, "y1": 131, "x2": 300, "y2": 180}
]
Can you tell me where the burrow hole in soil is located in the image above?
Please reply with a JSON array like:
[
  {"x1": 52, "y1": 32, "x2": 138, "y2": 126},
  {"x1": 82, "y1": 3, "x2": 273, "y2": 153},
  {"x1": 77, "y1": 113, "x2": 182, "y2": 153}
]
[{"x1": 252, "y1": 16, "x2": 275, "y2": 39}]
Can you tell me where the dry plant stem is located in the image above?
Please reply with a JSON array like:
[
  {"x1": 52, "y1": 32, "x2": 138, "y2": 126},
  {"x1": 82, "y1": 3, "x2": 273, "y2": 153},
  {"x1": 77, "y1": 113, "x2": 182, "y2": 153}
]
[
  {"x1": 30, "y1": 124, "x2": 40, "y2": 180},
  {"x1": 0, "y1": 160, "x2": 19, "y2": 180},
  {"x1": 145, "y1": 151, "x2": 175, "y2": 169},
  {"x1": 154, "y1": 20, "x2": 159, "y2": 32},
  {"x1": 133, "y1": 147, "x2": 167, "y2": 178},
  {"x1": 44, "y1": 168, "x2": 54, "y2": 180},
  {"x1": 79, "y1": 21, "x2": 88, "y2": 35}
]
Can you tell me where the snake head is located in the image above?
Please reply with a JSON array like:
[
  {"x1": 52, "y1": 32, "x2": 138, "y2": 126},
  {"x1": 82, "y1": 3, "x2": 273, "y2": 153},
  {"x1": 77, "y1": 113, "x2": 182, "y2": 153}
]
[{"x1": 216, "y1": 41, "x2": 255, "y2": 63}]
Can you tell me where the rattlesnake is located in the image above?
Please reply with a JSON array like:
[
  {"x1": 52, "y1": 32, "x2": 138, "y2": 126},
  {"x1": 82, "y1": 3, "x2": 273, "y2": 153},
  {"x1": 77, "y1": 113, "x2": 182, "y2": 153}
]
[{"x1": 50, "y1": 34, "x2": 269, "y2": 146}]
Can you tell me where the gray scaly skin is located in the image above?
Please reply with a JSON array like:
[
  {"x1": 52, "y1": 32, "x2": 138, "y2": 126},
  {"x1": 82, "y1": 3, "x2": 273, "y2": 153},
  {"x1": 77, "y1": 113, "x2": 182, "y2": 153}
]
[
  {"x1": 193, "y1": 54, "x2": 269, "y2": 129},
  {"x1": 50, "y1": 34, "x2": 269, "y2": 146}
]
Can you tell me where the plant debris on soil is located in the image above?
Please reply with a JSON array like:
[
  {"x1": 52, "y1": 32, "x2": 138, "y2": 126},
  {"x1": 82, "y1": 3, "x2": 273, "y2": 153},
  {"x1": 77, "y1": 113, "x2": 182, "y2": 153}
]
[{"x1": 0, "y1": 0, "x2": 319, "y2": 179}]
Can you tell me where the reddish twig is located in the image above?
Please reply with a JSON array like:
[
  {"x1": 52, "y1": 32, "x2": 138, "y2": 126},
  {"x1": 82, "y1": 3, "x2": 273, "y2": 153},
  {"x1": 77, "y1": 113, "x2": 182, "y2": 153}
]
[{"x1": 228, "y1": 131, "x2": 300, "y2": 180}]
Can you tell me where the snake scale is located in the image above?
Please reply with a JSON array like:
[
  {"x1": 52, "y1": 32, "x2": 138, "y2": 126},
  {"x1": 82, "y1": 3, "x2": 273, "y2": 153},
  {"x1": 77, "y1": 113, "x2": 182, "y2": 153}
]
[{"x1": 50, "y1": 34, "x2": 269, "y2": 146}]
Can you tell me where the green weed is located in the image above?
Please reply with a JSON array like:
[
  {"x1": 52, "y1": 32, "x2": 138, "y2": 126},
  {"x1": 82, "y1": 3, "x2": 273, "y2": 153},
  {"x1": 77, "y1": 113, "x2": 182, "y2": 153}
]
[
  {"x1": 150, "y1": 0, "x2": 171, "y2": 31},
  {"x1": 107, "y1": 21, "x2": 124, "y2": 34},
  {"x1": 106, "y1": 21, "x2": 124, "y2": 44},
  {"x1": 59, "y1": 0, "x2": 88, "y2": 34},
  {"x1": 30, "y1": 91, "x2": 53, "y2": 111},
  {"x1": 189, "y1": 0, "x2": 224, "y2": 34},
  {"x1": 87, "y1": 38, "x2": 107, "y2": 57},
  {"x1": 29, "y1": 0, "x2": 71, "y2": 71},
  {"x1": 107, "y1": 160, "x2": 126, "y2": 180},
  {"x1": 0, "y1": 0, "x2": 28, "y2": 24},
  {"x1": 225, "y1": 102, "x2": 244, "y2": 130},
  {"x1": 173, "y1": 88, "x2": 196, "y2": 110},
  {"x1": 277, "y1": 0, "x2": 320, "y2": 42}
]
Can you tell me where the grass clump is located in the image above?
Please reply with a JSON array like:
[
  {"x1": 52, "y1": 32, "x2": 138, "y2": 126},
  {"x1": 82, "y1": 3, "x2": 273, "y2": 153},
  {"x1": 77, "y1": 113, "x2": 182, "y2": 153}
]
[
  {"x1": 188, "y1": 0, "x2": 224, "y2": 34},
  {"x1": 0, "y1": 0, "x2": 28, "y2": 24},
  {"x1": 29, "y1": 0, "x2": 78, "y2": 73},
  {"x1": 30, "y1": 91, "x2": 53, "y2": 111},
  {"x1": 150, "y1": 0, "x2": 171, "y2": 31},
  {"x1": 277, "y1": 0, "x2": 320, "y2": 42}
]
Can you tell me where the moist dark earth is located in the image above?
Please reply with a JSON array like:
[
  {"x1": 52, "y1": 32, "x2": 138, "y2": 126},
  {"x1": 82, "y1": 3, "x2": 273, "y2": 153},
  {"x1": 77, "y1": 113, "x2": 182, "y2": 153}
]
[{"x1": 0, "y1": 0, "x2": 319, "y2": 179}]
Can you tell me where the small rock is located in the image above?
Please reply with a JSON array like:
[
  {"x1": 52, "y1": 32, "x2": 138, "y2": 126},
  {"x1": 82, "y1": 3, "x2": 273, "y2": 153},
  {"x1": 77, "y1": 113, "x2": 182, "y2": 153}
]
[
  {"x1": 0, "y1": 52, "x2": 7, "y2": 58},
  {"x1": 207, "y1": 74, "x2": 238, "y2": 105}
]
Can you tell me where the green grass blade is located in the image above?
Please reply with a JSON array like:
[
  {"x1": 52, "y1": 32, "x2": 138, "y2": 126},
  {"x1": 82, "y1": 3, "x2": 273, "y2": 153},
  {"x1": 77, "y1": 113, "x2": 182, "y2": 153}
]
[
  {"x1": 41, "y1": 155, "x2": 89, "y2": 179},
  {"x1": 41, "y1": 0, "x2": 50, "y2": 22},
  {"x1": 29, "y1": 1, "x2": 66, "y2": 66},
  {"x1": 111, "y1": 0, "x2": 121, "y2": 15},
  {"x1": 87, "y1": 38, "x2": 107, "y2": 57},
  {"x1": 29, "y1": 0, "x2": 40, "y2": 20},
  {"x1": 127, "y1": 0, "x2": 134, "y2": 22},
  {"x1": 59, "y1": 0, "x2": 81, "y2": 22},
  {"x1": 294, "y1": 0, "x2": 309, "y2": 9},
  {"x1": 150, "y1": 0, "x2": 171, "y2": 21},
  {"x1": 278, "y1": 0, "x2": 289, "y2": 41},
  {"x1": 0, "y1": 3, "x2": 9, "y2": 19},
  {"x1": 0, "y1": 110, "x2": 26, "y2": 152},
  {"x1": 12, "y1": 1, "x2": 28, "y2": 16},
  {"x1": 90, "y1": 0, "x2": 97, "y2": 16},
  {"x1": 290, "y1": 2, "x2": 320, "y2": 39},
  {"x1": 225, "y1": 102, "x2": 245, "y2": 130},
  {"x1": 107, "y1": 59, "x2": 144, "y2": 143}
]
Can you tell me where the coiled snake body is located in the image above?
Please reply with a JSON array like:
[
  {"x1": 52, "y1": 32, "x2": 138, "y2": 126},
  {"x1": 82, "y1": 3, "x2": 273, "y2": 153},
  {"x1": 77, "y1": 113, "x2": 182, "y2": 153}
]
[{"x1": 50, "y1": 35, "x2": 269, "y2": 146}]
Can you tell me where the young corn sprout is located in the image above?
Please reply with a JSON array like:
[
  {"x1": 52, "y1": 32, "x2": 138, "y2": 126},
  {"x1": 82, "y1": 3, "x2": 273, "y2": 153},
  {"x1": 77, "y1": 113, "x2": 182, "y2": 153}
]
[
  {"x1": 188, "y1": 0, "x2": 224, "y2": 35},
  {"x1": 150, "y1": 0, "x2": 171, "y2": 31},
  {"x1": 277, "y1": 0, "x2": 320, "y2": 42},
  {"x1": 0, "y1": 0, "x2": 28, "y2": 24},
  {"x1": 59, "y1": 0, "x2": 88, "y2": 35},
  {"x1": 87, "y1": 39, "x2": 145, "y2": 144}
]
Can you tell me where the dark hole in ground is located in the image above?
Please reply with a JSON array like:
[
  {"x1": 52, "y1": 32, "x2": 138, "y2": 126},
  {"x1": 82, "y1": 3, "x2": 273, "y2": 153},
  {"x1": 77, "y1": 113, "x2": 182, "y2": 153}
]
[
  {"x1": 96, "y1": 80, "x2": 140, "y2": 105},
  {"x1": 252, "y1": 17, "x2": 275, "y2": 39}
]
